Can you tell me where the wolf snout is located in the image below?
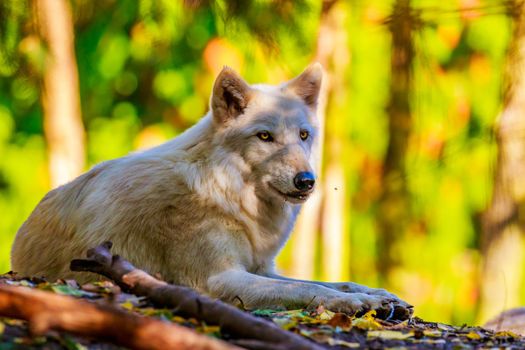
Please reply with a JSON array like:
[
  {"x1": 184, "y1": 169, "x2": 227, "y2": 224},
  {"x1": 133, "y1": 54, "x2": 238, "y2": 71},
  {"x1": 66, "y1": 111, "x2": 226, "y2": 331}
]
[{"x1": 293, "y1": 172, "x2": 315, "y2": 191}]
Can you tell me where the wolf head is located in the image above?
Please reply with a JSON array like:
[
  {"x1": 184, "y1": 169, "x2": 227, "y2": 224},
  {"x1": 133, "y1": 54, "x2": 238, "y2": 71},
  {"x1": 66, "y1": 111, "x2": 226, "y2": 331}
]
[{"x1": 209, "y1": 64, "x2": 323, "y2": 205}]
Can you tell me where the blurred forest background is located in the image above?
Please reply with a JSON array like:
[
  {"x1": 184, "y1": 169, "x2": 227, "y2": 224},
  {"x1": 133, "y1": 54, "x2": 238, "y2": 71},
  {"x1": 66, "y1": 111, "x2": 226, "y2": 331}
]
[{"x1": 0, "y1": 0, "x2": 524, "y2": 326}]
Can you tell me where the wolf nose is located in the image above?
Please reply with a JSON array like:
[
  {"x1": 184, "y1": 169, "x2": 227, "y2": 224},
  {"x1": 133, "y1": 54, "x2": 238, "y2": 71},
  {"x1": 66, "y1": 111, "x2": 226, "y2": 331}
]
[{"x1": 294, "y1": 172, "x2": 315, "y2": 191}]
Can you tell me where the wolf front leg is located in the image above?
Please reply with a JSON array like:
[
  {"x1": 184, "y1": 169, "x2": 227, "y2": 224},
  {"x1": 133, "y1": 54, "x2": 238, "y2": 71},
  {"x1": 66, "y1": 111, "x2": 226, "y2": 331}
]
[
  {"x1": 267, "y1": 274, "x2": 401, "y2": 299},
  {"x1": 207, "y1": 269, "x2": 393, "y2": 314},
  {"x1": 263, "y1": 273, "x2": 413, "y2": 319}
]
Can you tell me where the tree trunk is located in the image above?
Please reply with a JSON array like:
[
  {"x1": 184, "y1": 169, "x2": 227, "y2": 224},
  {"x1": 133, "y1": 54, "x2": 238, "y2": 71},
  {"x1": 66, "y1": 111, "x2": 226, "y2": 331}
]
[
  {"x1": 290, "y1": 0, "x2": 336, "y2": 279},
  {"x1": 35, "y1": 0, "x2": 85, "y2": 188},
  {"x1": 319, "y1": 1, "x2": 350, "y2": 282},
  {"x1": 290, "y1": 0, "x2": 342, "y2": 280},
  {"x1": 479, "y1": 0, "x2": 525, "y2": 324},
  {"x1": 376, "y1": 0, "x2": 415, "y2": 279}
]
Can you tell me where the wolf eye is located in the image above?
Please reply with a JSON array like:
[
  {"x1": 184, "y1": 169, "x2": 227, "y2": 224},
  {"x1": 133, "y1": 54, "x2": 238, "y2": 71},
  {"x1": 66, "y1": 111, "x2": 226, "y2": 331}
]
[
  {"x1": 300, "y1": 130, "x2": 309, "y2": 141},
  {"x1": 257, "y1": 131, "x2": 273, "y2": 142}
]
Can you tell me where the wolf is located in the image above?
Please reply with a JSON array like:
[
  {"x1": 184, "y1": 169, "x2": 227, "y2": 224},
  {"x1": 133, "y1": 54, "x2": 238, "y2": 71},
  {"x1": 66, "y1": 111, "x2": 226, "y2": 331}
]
[{"x1": 11, "y1": 64, "x2": 411, "y2": 317}]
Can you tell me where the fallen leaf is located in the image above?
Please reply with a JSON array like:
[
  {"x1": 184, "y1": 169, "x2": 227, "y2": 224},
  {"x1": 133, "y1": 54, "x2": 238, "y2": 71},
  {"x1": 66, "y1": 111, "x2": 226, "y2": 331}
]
[
  {"x1": 352, "y1": 310, "x2": 382, "y2": 330},
  {"x1": 3, "y1": 319, "x2": 25, "y2": 327},
  {"x1": 318, "y1": 309, "x2": 335, "y2": 321},
  {"x1": 198, "y1": 323, "x2": 221, "y2": 336},
  {"x1": 4, "y1": 279, "x2": 35, "y2": 287},
  {"x1": 31, "y1": 336, "x2": 47, "y2": 345},
  {"x1": 279, "y1": 309, "x2": 310, "y2": 319},
  {"x1": 368, "y1": 330, "x2": 414, "y2": 340},
  {"x1": 495, "y1": 331, "x2": 519, "y2": 338},
  {"x1": 62, "y1": 335, "x2": 88, "y2": 350},
  {"x1": 138, "y1": 308, "x2": 174, "y2": 321},
  {"x1": 328, "y1": 313, "x2": 352, "y2": 331},
  {"x1": 116, "y1": 293, "x2": 145, "y2": 307},
  {"x1": 465, "y1": 330, "x2": 482, "y2": 340},
  {"x1": 49, "y1": 285, "x2": 97, "y2": 298},
  {"x1": 436, "y1": 323, "x2": 455, "y2": 332},
  {"x1": 13, "y1": 337, "x2": 25, "y2": 344},
  {"x1": 120, "y1": 300, "x2": 134, "y2": 311},
  {"x1": 252, "y1": 309, "x2": 278, "y2": 317},
  {"x1": 326, "y1": 338, "x2": 360, "y2": 348},
  {"x1": 423, "y1": 329, "x2": 442, "y2": 337},
  {"x1": 272, "y1": 317, "x2": 298, "y2": 330}
]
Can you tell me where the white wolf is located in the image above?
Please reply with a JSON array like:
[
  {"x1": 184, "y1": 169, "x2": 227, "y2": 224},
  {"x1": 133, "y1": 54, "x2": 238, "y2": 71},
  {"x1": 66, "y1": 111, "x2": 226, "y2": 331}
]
[{"x1": 11, "y1": 64, "x2": 411, "y2": 317}]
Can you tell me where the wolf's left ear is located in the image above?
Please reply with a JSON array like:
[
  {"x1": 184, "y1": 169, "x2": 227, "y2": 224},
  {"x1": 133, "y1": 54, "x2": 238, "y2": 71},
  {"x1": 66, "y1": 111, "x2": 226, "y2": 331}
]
[
  {"x1": 211, "y1": 66, "x2": 252, "y2": 124},
  {"x1": 285, "y1": 63, "x2": 323, "y2": 109}
]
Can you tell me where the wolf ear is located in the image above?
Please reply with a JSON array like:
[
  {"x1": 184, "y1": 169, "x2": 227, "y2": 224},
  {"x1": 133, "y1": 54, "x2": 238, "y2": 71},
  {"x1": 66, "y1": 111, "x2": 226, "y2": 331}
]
[
  {"x1": 211, "y1": 66, "x2": 252, "y2": 124},
  {"x1": 285, "y1": 63, "x2": 323, "y2": 108}
]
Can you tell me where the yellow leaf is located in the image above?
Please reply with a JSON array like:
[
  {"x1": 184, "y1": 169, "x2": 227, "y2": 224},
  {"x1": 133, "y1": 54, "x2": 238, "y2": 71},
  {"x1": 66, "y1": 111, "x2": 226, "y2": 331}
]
[
  {"x1": 466, "y1": 331, "x2": 482, "y2": 340},
  {"x1": 495, "y1": 331, "x2": 519, "y2": 338},
  {"x1": 362, "y1": 310, "x2": 377, "y2": 318},
  {"x1": 327, "y1": 338, "x2": 361, "y2": 348},
  {"x1": 368, "y1": 330, "x2": 414, "y2": 340},
  {"x1": 172, "y1": 316, "x2": 187, "y2": 324},
  {"x1": 120, "y1": 301, "x2": 134, "y2": 310},
  {"x1": 199, "y1": 324, "x2": 221, "y2": 335},
  {"x1": 319, "y1": 309, "x2": 336, "y2": 321},
  {"x1": 423, "y1": 329, "x2": 442, "y2": 337},
  {"x1": 0, "y1": 321, "x2": 5, "y2": 335},
  {"x1": 272, "y1": 317, "x2": 298, "y2": 330},
  {"x1": 352, "y1": 310, "x2": 382, "y2": 330}
]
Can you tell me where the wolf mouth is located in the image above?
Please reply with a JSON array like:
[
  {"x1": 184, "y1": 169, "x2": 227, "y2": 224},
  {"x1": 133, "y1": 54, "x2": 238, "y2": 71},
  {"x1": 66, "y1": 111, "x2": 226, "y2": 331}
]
[{"x1": 268, "y1": 183, "x2": 311, "y2": 202}]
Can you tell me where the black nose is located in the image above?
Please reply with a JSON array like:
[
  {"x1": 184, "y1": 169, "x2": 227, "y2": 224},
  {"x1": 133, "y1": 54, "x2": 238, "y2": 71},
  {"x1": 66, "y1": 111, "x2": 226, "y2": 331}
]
[{"x1": 294, "y1": 172, "x2": 315, "y2": 191}]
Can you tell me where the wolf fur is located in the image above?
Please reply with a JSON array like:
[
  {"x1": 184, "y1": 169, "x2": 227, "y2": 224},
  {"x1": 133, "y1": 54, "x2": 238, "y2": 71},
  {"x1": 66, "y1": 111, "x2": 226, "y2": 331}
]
[{"x1": 11, "y1": 64, "x2": 410, "y2": 314}]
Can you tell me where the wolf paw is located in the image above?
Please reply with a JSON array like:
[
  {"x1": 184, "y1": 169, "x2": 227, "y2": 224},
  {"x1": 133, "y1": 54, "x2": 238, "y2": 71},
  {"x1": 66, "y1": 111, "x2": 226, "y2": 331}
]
[
  {"x1": 362, "y1": 288, "x2": 413, "y2": 320},
  {"x1": 322, "y1": 293, "x2": 386, "y2": 314},
  {"x1": 322, "y1": 292, "x2": 413, "y2": 321},
  {"x1": 331, "y1": 284, "x2": 413, "y2": 320}
]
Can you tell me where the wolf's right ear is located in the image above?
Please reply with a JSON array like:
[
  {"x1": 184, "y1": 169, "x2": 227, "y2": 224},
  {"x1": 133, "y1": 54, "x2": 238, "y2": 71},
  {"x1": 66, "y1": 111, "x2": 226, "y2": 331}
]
[{"x1": 211, "y1": 67, "x2": 252, "y2": 124}]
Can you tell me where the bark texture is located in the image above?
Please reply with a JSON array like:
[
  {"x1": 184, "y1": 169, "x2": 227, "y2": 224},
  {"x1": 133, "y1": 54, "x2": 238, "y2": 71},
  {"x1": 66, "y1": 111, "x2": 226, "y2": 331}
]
[
  {"x1": 0, "y1": 284, "x2": 237, "y2": 350},
  {"x1": 377, "y1": 0, "x2": 417, "y2": 278},
  {"x1": 291, "y1": 0, "x2": 342, "y2": 281}
]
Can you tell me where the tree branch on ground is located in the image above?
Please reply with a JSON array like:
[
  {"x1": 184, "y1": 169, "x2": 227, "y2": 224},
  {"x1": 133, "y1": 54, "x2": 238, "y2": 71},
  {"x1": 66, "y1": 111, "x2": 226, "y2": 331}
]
[
  {"x1": 70, "y1": 241, "x2": 323, "y2": 350},
  {"x1": 0, "y1": 284, "x2": 238, "y2": 350}
]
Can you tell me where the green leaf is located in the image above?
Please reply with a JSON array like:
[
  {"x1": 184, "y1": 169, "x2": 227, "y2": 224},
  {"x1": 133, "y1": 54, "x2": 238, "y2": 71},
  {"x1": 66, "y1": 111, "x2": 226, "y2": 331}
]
[
  {"x1": 252, "y1": 309, "x2": 278, "y2": 317},
  {"x1": 50, "y1": 285, "x2": 95, "y2": 298}
]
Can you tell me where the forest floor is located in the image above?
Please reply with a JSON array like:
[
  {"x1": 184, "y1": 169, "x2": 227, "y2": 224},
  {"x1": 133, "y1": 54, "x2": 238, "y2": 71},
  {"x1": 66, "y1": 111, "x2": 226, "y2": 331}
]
[{"x1": 0, "y1": 273, "x2": 523, "y2": 350}]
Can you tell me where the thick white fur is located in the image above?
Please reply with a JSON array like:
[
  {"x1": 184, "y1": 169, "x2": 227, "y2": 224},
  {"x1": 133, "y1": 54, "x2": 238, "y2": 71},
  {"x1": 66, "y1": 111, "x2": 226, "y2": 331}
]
[{"x1": 11, "y1": 64, "x2": 408, "y2": 314}]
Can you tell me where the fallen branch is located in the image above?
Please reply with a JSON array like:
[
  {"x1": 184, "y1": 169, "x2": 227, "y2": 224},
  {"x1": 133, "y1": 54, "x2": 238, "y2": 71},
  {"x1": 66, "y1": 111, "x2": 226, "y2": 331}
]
[
  {"x1": 0, "y1": 284, "x2": 238, "y2": 350},
  {"x1": 70, "y1": 241, "x2": 323, "y2": 350}
]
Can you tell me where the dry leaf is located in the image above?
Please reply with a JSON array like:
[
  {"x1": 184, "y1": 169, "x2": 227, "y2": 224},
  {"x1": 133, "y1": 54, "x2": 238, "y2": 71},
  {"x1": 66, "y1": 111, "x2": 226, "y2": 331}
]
[
  {"x1": 326, "y1": 338, "x2": 360, "y2": 348},
  {"x1": 368, "y1": 330, "x2": 414, "y2": 340},
  {"x1": 352, "y1": 310, "x2": 382, "y2": 330},
  {"x1": 328, "y1": 313, "x2": 353, "y2": 331},
  {"x1": 465, "y1": 330, "x2": 482, "y2": 340},
  {"x1": 495, "y1": 331, "x2": 519, "y2": 338},
  {"x1": 423, "y1": 329, "x2": 442, "y2": 337}
]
